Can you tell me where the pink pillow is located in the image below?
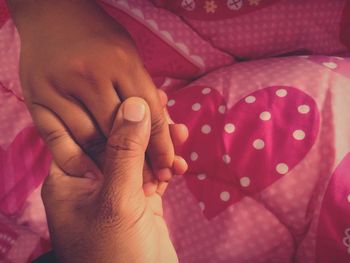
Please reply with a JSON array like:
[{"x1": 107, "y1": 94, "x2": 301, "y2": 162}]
[
  {"x1": 153, "y1": 0, "x2": 350, "y2": 59},
  {"x1": 98, "y1": 0, "x2": 234, "y2": 80}
]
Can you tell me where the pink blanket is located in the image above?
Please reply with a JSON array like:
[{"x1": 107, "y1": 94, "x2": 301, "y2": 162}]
[{"x1": 1, "y1": 0, "x2": 350, "y2": 262}]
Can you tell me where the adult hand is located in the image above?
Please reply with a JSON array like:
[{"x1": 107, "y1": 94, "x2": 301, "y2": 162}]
[
  {"x1": 7, "y1": 0, "x2": 180, "y2": 180},
  {"x1": 42, "y1": 97, "x2": 179, "y2": 263}
]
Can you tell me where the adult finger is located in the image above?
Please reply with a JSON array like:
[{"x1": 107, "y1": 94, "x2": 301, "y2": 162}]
[
  {"x1": 116, "y1": 69, "x2": 174, "y2": 181},
  {"x1": 100, "y1": 97, "x2": 151, "y2": 216}
]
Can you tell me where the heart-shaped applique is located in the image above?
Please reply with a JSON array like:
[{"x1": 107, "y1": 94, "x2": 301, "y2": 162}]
[
  {"x1": 0, "y1": 126, "x2": 51, "y2": 215},
  {"x1": 315, "y1": 152, "x2": 350, "y2": 263},
  {"x1": 168, "y1": 85, "x2": 320, "y2": 219}
]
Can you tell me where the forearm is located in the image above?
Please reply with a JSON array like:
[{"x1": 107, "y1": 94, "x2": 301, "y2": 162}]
[{"x1": 6, "y1": 0, "x2": 105, "y2": 39}]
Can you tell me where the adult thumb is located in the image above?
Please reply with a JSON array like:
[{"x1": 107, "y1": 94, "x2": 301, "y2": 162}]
[{"x1": 102, "y1": 97, "x2": 151, "y2": 205}]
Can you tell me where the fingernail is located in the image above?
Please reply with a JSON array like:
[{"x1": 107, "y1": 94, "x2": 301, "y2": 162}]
[
  {"x1": 173, "y1": 156, "x2": 188, "y2": 176},
  {"x1": 123, "y1": 100, "x2": 146, "y2": 122},
  {"x1": 156, "y1": 168, "x2": 172, "y2": 181},
  {"x1": 164, "y1": 109, "x2": 174, "y2": 124}
]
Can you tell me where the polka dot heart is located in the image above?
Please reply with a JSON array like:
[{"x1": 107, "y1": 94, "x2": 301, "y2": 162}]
[{"x1": 168, "y1": 85, "x2": 319, "y2": 219}]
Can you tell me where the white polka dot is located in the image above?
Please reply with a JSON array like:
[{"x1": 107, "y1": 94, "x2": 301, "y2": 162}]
[
  {"x1": 240, "y1": 177, "x2": 251, "y2": 187},
  {"x1": 167, "y1": 99, "x2": 175, "y2": 107},
  {"x1": 197, "y1": 173, "x2": 206, "y2": 180},
  {"x1": 199, "y1": 202, "x2": 205, "y2": 211},
  {"x1": 276, "y1": 163, "x2": 289, "y2": 175},
  {"x1": 293, "y1": 130, "x2": 305, "y2": 140},
  {"x1": 220, "y1": 191, "x2": 230, "y2": 201},
  {"x1": 253, "y1": 139, "x2": 265, "y2": 150},
  {"x1": 161, "y1": 77, "x2": 172, "y2": 87},
  {"x1": 218, "y1": 105, "x2": 226, "y2": 114},
  {"x1": 260, "y1": 111, "x2": 271, "y2": 121},
  {"x1": 347, "y1": 194, "x2": 350, "y2": 203},
  {"x1": 202, "y1": 87, "x2": 211, "y2": 94},
  {"x1": 222, "y1": 154, "x2": 231, "y2": 164},
  {"x1": 201, "y1": 124, "x2": 211, "y2": 134},
  {"x1": 322, "y1": 61, "x2": 338, "y2": 69},
  {"x1": 298, "y1": 105, "x2": 310, "y2": 114},
  {"x1": 190, "y1": 152, "x2": 198, "y2": 161},
  {"x1": 192, "y1": 103, "x2": 201, "y2": 111},
  {"x1": 224, "y1": 123, "x2": 235, "y2": 133},
  {"x1": 276, "y1": 89, "x2": 287, "y2": 97},
  {"x1": 245, "y1": 96, "x2": 256, "y2": 104}
]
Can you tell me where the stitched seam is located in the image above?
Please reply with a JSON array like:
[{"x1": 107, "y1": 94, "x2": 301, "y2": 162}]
[{"x1": 0, "y1": 81, "x2": 24, "y2": 102}]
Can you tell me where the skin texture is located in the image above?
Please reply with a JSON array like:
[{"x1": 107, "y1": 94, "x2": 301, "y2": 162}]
[
  {"x1": 4, "y1": 1, "x2": 189, "y2": 261},
  {"x1": 42, "y1": 97, "x2": 182, "y2": 263},
  {"x1": 6, "y1": 0, "x2": 185, "y2": 180}
]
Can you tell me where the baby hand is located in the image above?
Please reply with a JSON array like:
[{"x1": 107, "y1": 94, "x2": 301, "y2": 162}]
[{"x1": 9, "y1": 0, "x2": 182, "y2": 179}]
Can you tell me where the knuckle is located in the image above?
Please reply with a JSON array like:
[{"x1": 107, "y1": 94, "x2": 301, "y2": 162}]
[
  {"x1": 42, "y1": 128, "x2": 68, "y2": 146},
  {"x1": 113, "y1": 46, "x2": 140, "y2": 72},
  {"x1": 64, "y1": 58, "x2": 101, "y2": 88},
  {"x1": 151, "y1": 150, "x2": 173, "y2": 167},
  {"x1": 107, "y1": 133, "x2": 144, "y2": 157},
  {"x1": 114, "y1": 47, "x2": 130, "y2": 65},
  {"x1": 151, "y1": 112, "x2": 167, "y2": 137},
  {"x1": 149, "y1": 114, "x2": 174, "y2": 166},
  {"x1": 66, "y1": 57, "x2": 88, "y2": 75},
  {"x1": 60, "y1": 153, "x2": 84, "y2": 173}
]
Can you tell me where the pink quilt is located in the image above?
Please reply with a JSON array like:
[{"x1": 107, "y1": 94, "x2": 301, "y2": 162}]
[{"x1": 1, "y1": 0, "x2": 350, "y2": 262}]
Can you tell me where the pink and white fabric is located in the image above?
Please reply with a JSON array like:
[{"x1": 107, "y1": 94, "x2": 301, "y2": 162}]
[
  {"x1": 1, "y1": 0, "x2": 350, "y2": 262},
  {"x1": 165, "y1": 56, "x2": 350, "y2": 263},
  {"x1": 98, "y1": 0, "x2": 235, "y2": 85},
  {"x1": 153, "y1": 0, "x2": 350, "y2": 59}
]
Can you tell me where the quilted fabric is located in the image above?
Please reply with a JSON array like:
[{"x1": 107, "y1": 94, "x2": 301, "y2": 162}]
[{"x1": 1, "y1": 0, "x2": 350, "y2": 262}]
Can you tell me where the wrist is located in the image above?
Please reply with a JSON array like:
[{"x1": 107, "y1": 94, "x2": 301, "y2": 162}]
[{"x1": 6, "y1": 0, "x2": 102, "y2": 39}]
